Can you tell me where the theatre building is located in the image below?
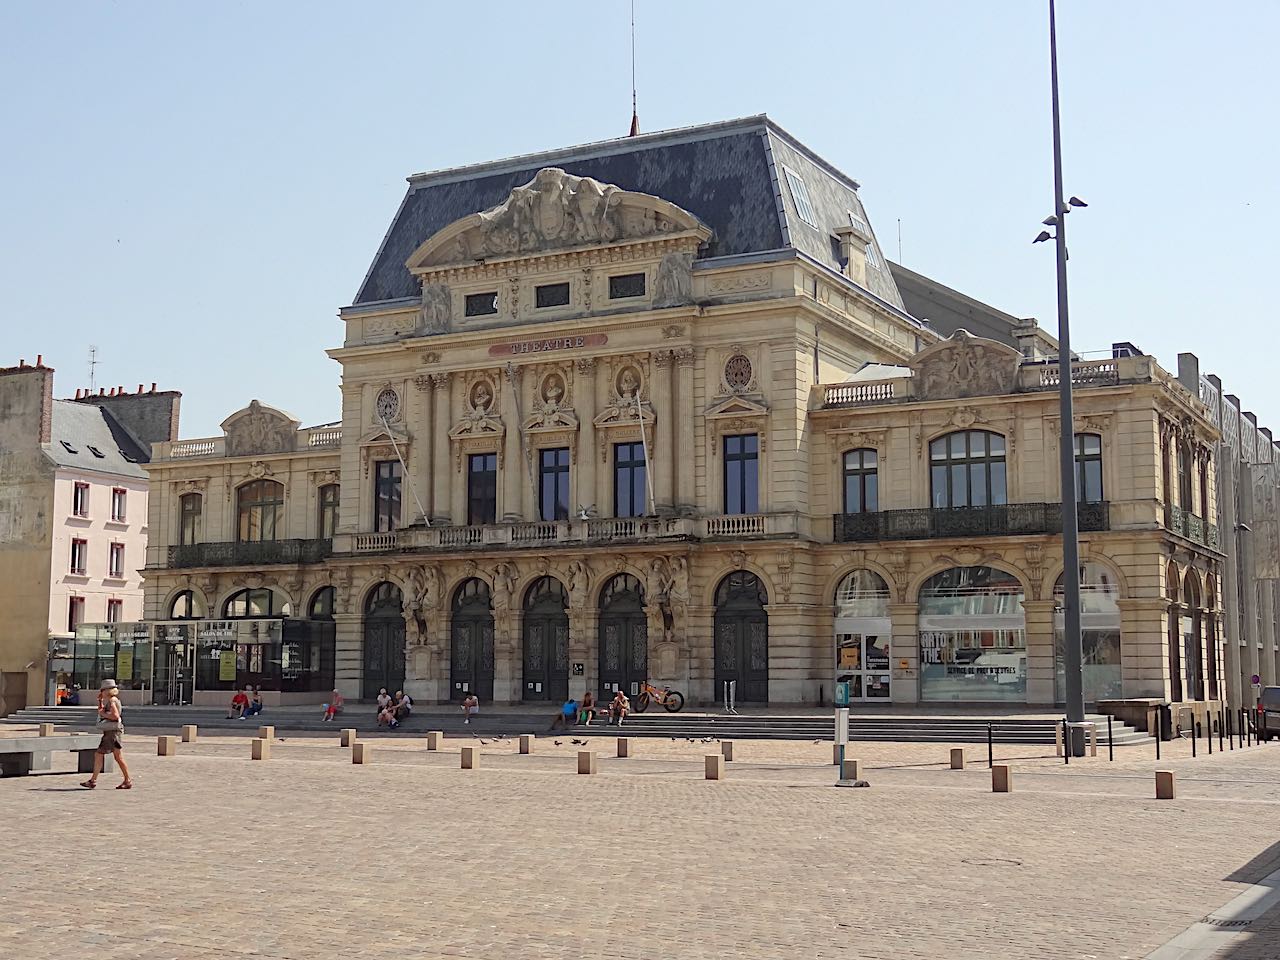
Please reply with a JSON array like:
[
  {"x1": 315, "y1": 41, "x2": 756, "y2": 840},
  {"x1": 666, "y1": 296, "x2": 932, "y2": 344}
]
[{"x1": 137, "y1": 116, "x2": 1226, "y2": 711}]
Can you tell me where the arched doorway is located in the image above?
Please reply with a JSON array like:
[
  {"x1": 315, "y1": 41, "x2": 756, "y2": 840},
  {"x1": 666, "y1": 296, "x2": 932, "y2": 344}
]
[
  {"x1": 599, "y1": 574, "x2": 647, "y2": 699},
  {"x1": 1053, "y1": 563, "x2": 1121, "y2": 704},
  {"x1": 363, "y1": 582, "x2": 405, "y2": 701},
  {"x1": 714, "y1": 571, "x2": 769, "y2": 703},
  {"x1": 834, "y1": 570, "x2": 891, "y2": 702},
  {"x1": 451, "y1": 579, "x2": 494, "y2": 701},
  {"x1": 918, "y1": 566, "x2": 1026, "y2": 702},
  {"x1": 523, "y1": 577, "x2": 569, "y2": 702},
  {"x1": 1182, "y1": 570, "x2": 1204, "y2": 702}
]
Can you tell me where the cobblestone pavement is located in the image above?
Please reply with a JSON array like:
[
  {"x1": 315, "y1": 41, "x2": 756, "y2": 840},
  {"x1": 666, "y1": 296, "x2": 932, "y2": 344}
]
[{"x1": 3, "y1": 727, "x2": 1280, "y2": 959}]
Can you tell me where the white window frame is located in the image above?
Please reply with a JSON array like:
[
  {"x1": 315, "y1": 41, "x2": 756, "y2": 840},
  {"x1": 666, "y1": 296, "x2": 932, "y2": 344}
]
[
  {"x1": 72, "y1": 482, "x2": 89, "y2": 517},
  {"x1": 108, "y1": 542, "x2": 125, "y2": 579},
  {"x1": 106, "y1": 599, "x2": 123, "y2": 624},
  {"x1": 782, "y1": 164, "x2": 819, "y2": 229},
  {"x1": 70, "y1": 539, "x2": 87, "y2": 575},
  {"x1": 111, "y1": 487, "x2": 127, "y2": 522}
]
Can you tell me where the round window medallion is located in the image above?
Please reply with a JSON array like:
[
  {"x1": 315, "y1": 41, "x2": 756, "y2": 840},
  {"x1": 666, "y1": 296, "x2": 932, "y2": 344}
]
[
  {"x1": 375, "y1": 387, "x2": 400, "y2": 422},
  {"x1": 725, "y1": 354, "x2": 753, "y2": 391}
]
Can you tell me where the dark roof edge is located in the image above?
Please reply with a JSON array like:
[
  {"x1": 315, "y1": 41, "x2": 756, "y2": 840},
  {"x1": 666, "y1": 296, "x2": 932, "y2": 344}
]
[
  {"x1": 353, "y1": 186, "x2": 418, "y2": 305},
  {"x1": 404, "y1": 115, "x2": 771, "y2": 188}
]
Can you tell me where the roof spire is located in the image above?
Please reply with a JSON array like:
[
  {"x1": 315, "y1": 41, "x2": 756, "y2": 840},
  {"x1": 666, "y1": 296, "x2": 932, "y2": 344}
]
[{"x1": 628, "y1": 0, "x2": 639, "y2": 136}]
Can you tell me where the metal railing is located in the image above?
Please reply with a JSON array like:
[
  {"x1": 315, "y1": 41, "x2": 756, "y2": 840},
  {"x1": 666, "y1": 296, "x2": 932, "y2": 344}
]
[
  {"x1": 166, "y1": 539, "x2": 332, "y2": 568},
  {"x1": 833, "y1": 501, "x2": 1110, "y2": 542}
]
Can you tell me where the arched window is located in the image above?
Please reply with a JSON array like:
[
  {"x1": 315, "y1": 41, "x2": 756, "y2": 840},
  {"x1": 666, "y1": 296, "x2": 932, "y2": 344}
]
[
  {"x1": 365, "y1": 581, "x2": 403, "y2": 618},
  {"x1": 168, "y1": 589, "x2": 206, "y2": 620},
  {"x1": 223, "y1": 587, "x2": 289, "y2": 618},
  {"x1": 317, "y1": 484, "x2": 340, "y2": 539},
  {"x1": 929, "y1": 431, "x2": 1006, "y2": 508},
  {"x1": 835, "y1": 569, "x2": 890, "y2": 619},
  {"x1": 309, "y1": 586, "x2": 336, "y2": 620},
  {"x1": 237, "y1": 480, "x2": 284, "y2": 543},
  {"x1": 842, "y1": 449, "x2": 878, "y2": 514},
  {"x1": 919, "y1": 566, "x2": 1025, "y2": 702},
  {"x1": 179, "y1": 493, "x2": 202, "y2": 546},
  {"x1": 1073, "y1": 433, "x2": 1103, "y2": 503},
  {"x1": 453, "y1": 577, "x2": 492, "y2": 611},
  {"x1": 1053, "y1": 562, "x2": 1121, "y2": 703},
  {"x1": 524, "y1": 576, "x2": 567, "y2": 610}
]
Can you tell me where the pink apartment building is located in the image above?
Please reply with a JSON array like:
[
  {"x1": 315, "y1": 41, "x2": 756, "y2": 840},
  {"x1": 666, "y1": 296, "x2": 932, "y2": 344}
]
[{"x1": 0, "y1": 358, "x2": 179, "y2": 713}]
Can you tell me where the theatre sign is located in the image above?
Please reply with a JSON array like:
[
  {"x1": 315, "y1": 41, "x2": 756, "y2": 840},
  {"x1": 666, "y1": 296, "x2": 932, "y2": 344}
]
[{"x1": 488, "y1": 333, "x2": 608, "y2": 357}]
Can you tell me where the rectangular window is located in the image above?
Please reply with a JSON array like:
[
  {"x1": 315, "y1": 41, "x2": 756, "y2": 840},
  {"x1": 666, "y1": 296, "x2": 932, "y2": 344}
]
[
  {"x1": 67, "y1": 596, "x2": 84, "y2": 633},
  {"x1": 180, "y1": 493, "x2": 202, "y2": 545},
  {"x1": 106, "y1": 599, "x2": 123, "y2": 624},
  {"x1": 467, "y1": 453, "x2": 498, "y2": 526},
  {"x1": 70, "y1": 539, "x2": 88, "y2": 575},
  {"x1": 72, "y1": 482, "x2": 90, "y2": 517},
  {"x1": 110, "y1": 487, "x2": 127, "y2": 522},
  {"x1": 1074, "y1": 433, "x2": 1104, "y2": 504},
  {"x1": 538, "y1": 447, "x2": 571, "y2": 522},
  {"x1": 535, "y1": 282, "x2": 571, "y2": 308},
  {"x1": 723, "y1": 434, "x2": 760, "y2": 515},
  {"x1": 373, "y1": 460, "x2": 402, "y2": 532},
  {"x1": 608, "y1": 272, "x2": 646, "y2": 299},
  {"x1": 842, "y1": 449, "x2": 878, "y2": 514},
  {"x1": 613, "y1": 441, "x2": 648, "y2": 518},
  {"x1": 318, "y1": 484, "x2": 340, "y2": 539},
  {"x1": 782, "y1": 164, "x2": 819, "y2": 228},
  {"x1": 108, "y1": 542, "x2": 124, "y2": 578},
  {"x1": 464, "y1": 292, "x2": 499, "y2": 317}
]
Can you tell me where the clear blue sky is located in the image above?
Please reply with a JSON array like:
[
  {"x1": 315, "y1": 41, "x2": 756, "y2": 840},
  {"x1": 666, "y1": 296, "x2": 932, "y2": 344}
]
[{"x1": 2, "y1": 1, "x2": 1276, "y2": 437}]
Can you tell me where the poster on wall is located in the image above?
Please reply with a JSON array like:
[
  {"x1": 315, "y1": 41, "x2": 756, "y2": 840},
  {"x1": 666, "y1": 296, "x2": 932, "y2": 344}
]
[
  {"x1": 218, "y1": 649, "x2": 237, "y2": 682},
  {"x1": 116, "y1": 650, "x2": 134, "y2": 682}
]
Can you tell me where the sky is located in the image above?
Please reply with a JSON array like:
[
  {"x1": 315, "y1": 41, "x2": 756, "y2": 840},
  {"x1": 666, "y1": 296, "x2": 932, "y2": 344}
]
[{"x1": 1, "y1": 1, "x2": 1276, "y2": 438}]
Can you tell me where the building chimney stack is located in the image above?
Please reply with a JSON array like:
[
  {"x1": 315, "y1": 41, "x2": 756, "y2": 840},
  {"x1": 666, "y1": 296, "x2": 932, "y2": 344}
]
[
  {"x1": 36, "y1": 354, "x2": 42, "y2": 366},
  {"x1": 18, "y1": 359, "x2": 25, "y2": 367},
  {"x1": 150, "y1": 382, "x2": 156, "y2": 393}
]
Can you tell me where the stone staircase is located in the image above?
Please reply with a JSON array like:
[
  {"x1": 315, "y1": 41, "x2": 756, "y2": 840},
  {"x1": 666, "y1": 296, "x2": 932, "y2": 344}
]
[{"x1": 4, "y1": 705, "x2": 1150, "y2": 745}]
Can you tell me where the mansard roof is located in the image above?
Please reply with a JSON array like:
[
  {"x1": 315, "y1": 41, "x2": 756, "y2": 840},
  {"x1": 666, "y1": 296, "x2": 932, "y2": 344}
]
[{"x1": 352, "y1": 115, "x2": 903, "y2": 310}]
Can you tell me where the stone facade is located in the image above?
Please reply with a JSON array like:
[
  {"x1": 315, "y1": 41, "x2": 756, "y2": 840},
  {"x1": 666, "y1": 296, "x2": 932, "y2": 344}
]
[{"x1": 141, "y1": 130, "x2": 1225, "y2": 711}]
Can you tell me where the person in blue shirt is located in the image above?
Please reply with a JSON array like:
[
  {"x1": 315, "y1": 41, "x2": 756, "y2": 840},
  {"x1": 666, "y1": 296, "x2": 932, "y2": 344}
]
[{"x1": 549, "y1": 698, "x2": 578, "y2": 731}]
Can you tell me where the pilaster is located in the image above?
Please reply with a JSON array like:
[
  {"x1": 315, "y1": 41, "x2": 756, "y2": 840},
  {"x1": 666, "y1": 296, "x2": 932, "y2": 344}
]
[{"x1": 887, "y1": 602, "x2": 919, "y2": 704}]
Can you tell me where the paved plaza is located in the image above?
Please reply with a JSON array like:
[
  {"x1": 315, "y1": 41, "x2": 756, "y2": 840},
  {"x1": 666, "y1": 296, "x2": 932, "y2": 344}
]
[{"x1": 3, "y1": 728, "x2": 1280, "y2": 959}]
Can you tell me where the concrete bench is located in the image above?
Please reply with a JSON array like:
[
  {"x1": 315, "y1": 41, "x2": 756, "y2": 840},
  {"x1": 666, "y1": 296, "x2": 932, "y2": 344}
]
[{"x1": 0, "y1": 734, "x2": 113, "y2": 777}]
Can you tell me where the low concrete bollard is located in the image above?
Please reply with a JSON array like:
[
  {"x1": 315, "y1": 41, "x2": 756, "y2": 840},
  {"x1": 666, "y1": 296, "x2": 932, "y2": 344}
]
[
  {"x1": 721, "y1": 741, "x2": 735, "y2": 762},
  {"x1": 950, "y1": 747, "x2": 965, "y2": 770},
  {"x1": 258, "y1": 725, "x2": 275, "y2": 741},
  {"x1": 157, "y1": 735, "x2": 178, "y2": 756},
  {"x1": 617, "y1": 737, "x2": 631, "y2": 758},
  {"x1": 1155, "y1": 769, "x2": 1176, "y2": 800},
  {"x1": 461, "y1": 745, "x2": 477, "y2": 769},
  {"x1": 577, "y1": 750, "x2": 597, "y2": 774},
  {"x1": 991, "y1": 764, "x2": 1012, "y2": 793},
  {"x1": 181, "y1": 724, "x2": 198, "y2": 743},
  {"x1": 705, "y1": 753, "x2": 725, "y2": 780},
  {"x1": 426, "y1": 731, "x2": 443, "y2": 751},
  {"x1": 832, "y1": 743, "x2": 842, "y2": 766},
  {"x1": 39, "y1": 723, "x2": 56, "y2": 737},
  {"x1": 353, "y1": 742, "x2": 371, "y2": 765},
  {"x1": 840, "y1": 757, "x2": 861, "y2": 781},
  {"x1": 340, "y1": 728, "x2": 357, "y2": 747},
  {"x1": 251, "y1": 738, "x2": 270, "y2": 761},
  {"x1": 519, "y1": 734, "x2": 534, "y2": 755}
]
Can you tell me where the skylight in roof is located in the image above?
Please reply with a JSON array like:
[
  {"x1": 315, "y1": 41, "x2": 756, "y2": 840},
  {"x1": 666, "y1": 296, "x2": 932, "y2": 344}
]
[
  {"x1": 87, "y1": 445, "x2": 105, "y2": 458},
  {"x1": 60, "y1": 440, "x2": 78, "y2": 454},
  {"x1": 864, "y1": 243, "x2": 880, "y2": 269},
  {"x1": 782, "y1": 165, "x2": 819, "y2": 229},
  {"x1": 847, "y1": 211, "x2": 870, "y2": 236}
]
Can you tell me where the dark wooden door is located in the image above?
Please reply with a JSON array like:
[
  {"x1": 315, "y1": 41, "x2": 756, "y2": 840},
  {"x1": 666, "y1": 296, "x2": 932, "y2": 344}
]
[
  {"x1": 523, "y1": 614, "x2": 569, "y2": 702},
  {"x1": 713, "y1": 571, "x2": 769, "y2": 703},
  {"x1": 362, "y1": 618, "x2": 405, "y2": 701},
  {"x1": 451, "y1": 614, "x2": 494, "y2": 701}
]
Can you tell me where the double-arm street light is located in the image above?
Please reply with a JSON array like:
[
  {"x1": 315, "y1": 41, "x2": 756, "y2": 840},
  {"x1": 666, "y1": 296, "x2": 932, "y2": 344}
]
[{"x1": 1035, "y1": 0, "x2": 1088, "y2": 756}]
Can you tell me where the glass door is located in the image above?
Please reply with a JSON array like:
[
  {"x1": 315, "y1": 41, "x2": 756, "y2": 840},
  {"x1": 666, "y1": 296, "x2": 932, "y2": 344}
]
[{"x1": 835, "y1": 618, "x2": 892, "y2": 701}]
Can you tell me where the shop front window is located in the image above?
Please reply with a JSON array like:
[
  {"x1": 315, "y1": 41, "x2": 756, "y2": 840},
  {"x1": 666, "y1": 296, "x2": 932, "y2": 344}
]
[
  {"x1": 1053, "y1": 563, "x2": 1122, "y2": 704},
  {"x1": 919, "y1": 566, "x2": 1026, "y2": 702},
  {"x1": 834, "y1": 570, "x2": 892, "y2": 702}
]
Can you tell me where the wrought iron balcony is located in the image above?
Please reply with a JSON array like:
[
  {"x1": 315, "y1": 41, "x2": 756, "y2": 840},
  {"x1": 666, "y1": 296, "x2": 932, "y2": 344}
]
[
  {"x1": 166, "y1": 539, "x2": 332, "y2": 568},
  {"x1": 1164, "y1": 504, "x2": 1220, "y2": 549},
  {"x1": 833, "y1": 501, "x2": 1110, "y2": 543}
]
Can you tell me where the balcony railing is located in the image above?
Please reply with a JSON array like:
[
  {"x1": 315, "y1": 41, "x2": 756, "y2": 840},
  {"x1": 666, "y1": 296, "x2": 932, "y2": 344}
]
[
  {"x1": 833, "y1": 501, "x2": 1110, "y2": 543},
  {"x1": 166, "y1": 539, "x2": 332, "y2": 568},
  {"x1": 154, "y1": 425, "x2": 343, "y2": 461},
  {"x1": 1164, "y1": 504, "x2": 1220, "y2": 549}
]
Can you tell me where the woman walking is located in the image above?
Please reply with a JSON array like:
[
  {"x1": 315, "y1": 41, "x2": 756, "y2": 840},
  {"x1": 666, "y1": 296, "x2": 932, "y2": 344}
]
[{"x1": 81, "y1": 678, "x2": 133, "y2": 790}]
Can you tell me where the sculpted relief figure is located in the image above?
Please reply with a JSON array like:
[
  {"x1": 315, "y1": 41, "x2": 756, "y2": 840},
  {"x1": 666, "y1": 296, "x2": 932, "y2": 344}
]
[
  {"x1": 653, "y1": 251, "x2": 694, "y2": 308},
  {"x1": 419, "y1": 283, "x2": 452, "y2": 334},
  {"x1": 567, "y1": 560, "x2": 589, "y2": 610},
  {"x1": 913, "y1": 330, "x2": 1019, "y2": 401},
  {"x1": 224, "y1": 400, "x2": 295, "y2": 457},
  {"x1": 477, "y1": 169, "x2": 627, "y2": 256}
]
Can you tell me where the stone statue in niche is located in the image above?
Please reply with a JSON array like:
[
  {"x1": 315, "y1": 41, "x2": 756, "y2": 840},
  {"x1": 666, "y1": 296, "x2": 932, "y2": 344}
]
[
  {"x1": 567, "y1": 560, "x2": 589, "y2": 610},
  {"x1": 224, "y1": 400, "x2": 295, "y2": 457},
  {"x1": 653, "y1": 251, "x2": 694, "y2": 308},
  {"x1": 419, "y1": 283, "x2": 452, "y2": 334}
]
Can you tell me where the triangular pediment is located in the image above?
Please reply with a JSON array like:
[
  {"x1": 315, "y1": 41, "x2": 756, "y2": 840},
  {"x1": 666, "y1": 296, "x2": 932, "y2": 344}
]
[
  {"x1": 406, "y1": 168, "x2": 711, "y2": 270},
  {"x1": 359, "y1": 425, "x2": 408, "y2": 446},
  {"x1": 705, "y1": 395, "x2": 770, "y2": 419}
]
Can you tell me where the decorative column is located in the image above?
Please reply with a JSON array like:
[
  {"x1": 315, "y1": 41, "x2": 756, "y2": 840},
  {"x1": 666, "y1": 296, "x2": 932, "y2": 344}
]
[
  {"x1": 1023, "y1": 599, "x2": 1057, "y2": 705},
  {"x1": 675, "y1": 348, "x2": 696, "y2": 514},
  {"x1": 652, "y1": 350, "x2": 674, "y2": 514},
  {"x1": 431, "y1": 373, "x2": 452, "y2": 524},
  {"x1": 413, "y1": 376, "x2": 435, "y2": 523},
  {"x1": 503, "y1": 368, "x2": 524, "y2": 521},
  {"x1": 576, "y1": 358, "x2": 597, "y2": 518},
  {"x1": 887, "y1": 602, "x2": 919, "y2": 705},
  {"x1": 595, "y1": 362, "x2": 611, "y2": 516}
]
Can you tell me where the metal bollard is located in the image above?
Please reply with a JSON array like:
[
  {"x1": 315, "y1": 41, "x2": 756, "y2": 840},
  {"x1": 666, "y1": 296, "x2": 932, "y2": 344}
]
[
  {"x1": 181, "y1": 724, "x2": 198, "y2": 743},
  {"x1": 1192, "y1": 727, "x2": 1197, "y2": 758},
  {"x1": 987, "y1": 724, "x2": 994, "y2": 769},
  {"x1": 340, "y1": 728, "x2": 357, "y2": 747},
  {"x1": 1063, "y1": 720, "x2": 1070, "y2": 765},
  {"x1": 1108, "y1": 715, "x2": 1114, "y2": 762},
  {"x1": 577, "y1": 751, "x2": 597, "y2": 775},
  {"x1": 1219, "y1": 709, "x2": 1224, "y2": 752},
  {"x1": 991, "y1": 764, "x2": 1012, "y2": 793},
  {"x1": 705, "y1": 754, "x2": 725, "y2": 780},
  {"x1": 1155, "y1": 769, "x2": 1176, "y2": 800},
  {"x1": 1207, "y1": 714, "x2": 1213, "y2": 755},
  {"x1": 950, "y1": 747, "x2": 965, "y2": 770},
  {"x1": 157, "y1": 735, "x2": 178, "y2": 756},
  {"x1": 519, "y1": 734, "x2": 534, "y2": 755},
  {"x1": 352, "y1": 742, "x2": 371, "y2": 764}
]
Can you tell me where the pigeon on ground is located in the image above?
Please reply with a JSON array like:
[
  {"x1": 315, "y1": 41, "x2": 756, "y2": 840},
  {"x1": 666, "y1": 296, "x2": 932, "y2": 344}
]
[
  {"x1": 554, "y1": 740, "x2": 563, "y2": 746},
  {"x1": 701, "y1": 737, "x2": 714, "y2": 743},
  {"x1": 571, "y1": 738, "x2": 586, "y2": 745},
  {"x1": 479, "y1": 739, "x2": 489, "y2": 745}
]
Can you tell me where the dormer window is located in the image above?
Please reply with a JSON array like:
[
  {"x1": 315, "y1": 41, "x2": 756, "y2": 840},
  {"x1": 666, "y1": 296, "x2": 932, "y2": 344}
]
[
  {"x1": 782, "y1": 165, "x2": 818, "y2": 228},
  {"x1": 864, "y1": 243, "x2": 879, "y2": 269},
  {"x1": 464, "y1": 292, "x2": 499, "y2": 317},
  {"x1": 535, "y1": 282, "x2": 571, "y2": 309},
  {"x1": 609, "y1": 273, "x2": 646, "y2": 300}
]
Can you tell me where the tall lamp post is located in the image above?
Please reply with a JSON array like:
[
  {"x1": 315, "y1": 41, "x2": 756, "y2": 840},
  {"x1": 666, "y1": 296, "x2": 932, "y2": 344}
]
[{"x1": 1035, "y1": 0, "x2": 1087, "y2": 756}]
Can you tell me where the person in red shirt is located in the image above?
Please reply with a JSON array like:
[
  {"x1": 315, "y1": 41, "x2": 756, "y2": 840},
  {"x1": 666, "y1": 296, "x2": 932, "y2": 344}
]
[{"x1": 226, "y1": 688, "x2": 249, "y2": 720}]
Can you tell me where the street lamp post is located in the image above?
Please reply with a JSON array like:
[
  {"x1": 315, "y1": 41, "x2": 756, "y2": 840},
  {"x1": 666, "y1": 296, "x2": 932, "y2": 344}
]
[{"x1": 1047, "y1": 0, "x2": 1087, "y2": 757}]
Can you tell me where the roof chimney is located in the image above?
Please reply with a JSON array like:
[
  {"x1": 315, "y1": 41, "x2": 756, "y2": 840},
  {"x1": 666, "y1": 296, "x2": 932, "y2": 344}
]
[
  {"x1": 75, "y1": 388, "x2": 81, "y2": 399},
  {"x1": 99, "y1": 387, "x2": 105, "y2": 396},
  {"x1": 18, "y1": 359, "x2": 25, "y2": 367},
  {"x1": 150, "y1": 382, "x2": 156, "y2": 393},
  {"x1": 36, "y1": 354, "x2": 42, "y2": 366},
  {"x1": 137, "y1": 384, "x2": 143, "y2": 394}
]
